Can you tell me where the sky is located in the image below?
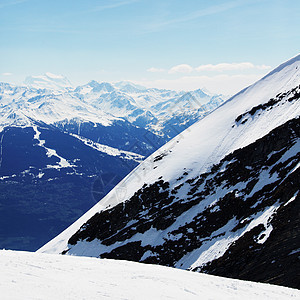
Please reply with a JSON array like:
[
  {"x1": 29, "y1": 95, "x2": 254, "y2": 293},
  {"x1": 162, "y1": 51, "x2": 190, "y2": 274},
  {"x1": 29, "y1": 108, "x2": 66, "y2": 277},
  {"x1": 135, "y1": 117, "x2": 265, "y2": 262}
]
[{"x1": 0, "y1": 0, "x2": 299, "y2": 94}]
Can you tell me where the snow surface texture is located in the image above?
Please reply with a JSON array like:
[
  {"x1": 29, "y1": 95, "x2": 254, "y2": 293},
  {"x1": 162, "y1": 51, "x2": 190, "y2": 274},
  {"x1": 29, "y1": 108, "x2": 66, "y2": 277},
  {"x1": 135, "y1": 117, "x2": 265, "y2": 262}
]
[
  {"x1": 0, "y1": 250, "x2": 299, "y2": 300},
  {"x1": 39, "y1": 54, "x2": 300, "y2": 255}
]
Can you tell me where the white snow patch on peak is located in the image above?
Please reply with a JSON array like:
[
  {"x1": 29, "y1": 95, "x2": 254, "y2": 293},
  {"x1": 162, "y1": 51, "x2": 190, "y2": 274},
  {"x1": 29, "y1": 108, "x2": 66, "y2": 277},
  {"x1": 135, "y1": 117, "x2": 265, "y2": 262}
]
[{"x1": 113, "y1": 80, "x2": 147, "y2": 91}]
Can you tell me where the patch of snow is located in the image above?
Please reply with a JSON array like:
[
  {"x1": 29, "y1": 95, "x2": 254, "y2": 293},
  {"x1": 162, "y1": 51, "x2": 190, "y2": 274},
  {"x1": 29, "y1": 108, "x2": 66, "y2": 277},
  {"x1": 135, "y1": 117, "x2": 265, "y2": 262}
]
[
  {"x1": 177, "y1": 204, "x2": 279, "y2": 270},
  {"x1": 36, "y1": 172, "x2": 44, "y2": 179},
  {"x1": 289, "y1": 248, "x2": 300, "y2": 255},
  {"x1": 140, "y1": 250, "x2": 157, "y2": 261},
  {"x1": 67, "y1": 226, "x2": 165, "y2": 258},
  {"x1": 257, "y1": 224, "x2": 273, "y2": 244},
  {"x1": 70, "y1": 133, "x2": 144, "y2": 162},
  {"x1": 32, "y1": 125, "x2": 74, "y2": 169},
  {"x1": 284, "y1": 193, "x2": 298, "y2": 207},
  {"x1": 0, "y1": 175, "x2": 16, "y2": 180}
]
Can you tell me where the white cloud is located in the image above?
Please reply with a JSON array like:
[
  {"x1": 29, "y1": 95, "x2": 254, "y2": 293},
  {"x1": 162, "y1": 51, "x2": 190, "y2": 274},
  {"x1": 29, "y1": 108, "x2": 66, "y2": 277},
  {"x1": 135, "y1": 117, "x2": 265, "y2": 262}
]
[
  {"x1": 135, "y1": 74, "x2": 264, "y2": 95},
  {"x1": 195, "y1": 62, "x2": 271, "y2": 72},
  {"x1": 165, "y1": 62, "x2": 271, "y2": 75},
  {"x1": 2, "y1": 72, "x2": 12, "y2": 76},
  {"x1": 147, "y1": 67, "x2": 165, "y2": 73},
  {"x1": 168, "y1": 64, "x2": 193, "y2": 74}
]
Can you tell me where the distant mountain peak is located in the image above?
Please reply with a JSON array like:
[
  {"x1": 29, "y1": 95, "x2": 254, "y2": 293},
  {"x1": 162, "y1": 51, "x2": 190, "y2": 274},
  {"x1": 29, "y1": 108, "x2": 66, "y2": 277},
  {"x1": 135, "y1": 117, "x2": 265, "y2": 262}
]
[
  {"x1": 86, "y1": 81, "x2": 115, "y2": 93},
  {"x1": 24, "y1": 73, "x2": 73, "y2": 91},
  {"x1": 113, "y1": 81, "x2": 147, "y2": 92}
]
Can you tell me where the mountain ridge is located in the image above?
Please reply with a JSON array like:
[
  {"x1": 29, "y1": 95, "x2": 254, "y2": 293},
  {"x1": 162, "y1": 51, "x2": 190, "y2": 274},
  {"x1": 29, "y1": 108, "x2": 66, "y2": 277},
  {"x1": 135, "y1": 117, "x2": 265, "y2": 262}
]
[{"x1": 38, "y1": 54, "x2": 300, "y2": 288}]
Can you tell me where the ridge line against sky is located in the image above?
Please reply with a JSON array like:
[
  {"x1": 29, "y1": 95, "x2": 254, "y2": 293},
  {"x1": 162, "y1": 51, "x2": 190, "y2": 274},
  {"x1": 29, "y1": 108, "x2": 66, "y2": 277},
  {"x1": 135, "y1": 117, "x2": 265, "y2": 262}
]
[{"x1": 0, "y1": 0, "x2": 299, "y2": 94}]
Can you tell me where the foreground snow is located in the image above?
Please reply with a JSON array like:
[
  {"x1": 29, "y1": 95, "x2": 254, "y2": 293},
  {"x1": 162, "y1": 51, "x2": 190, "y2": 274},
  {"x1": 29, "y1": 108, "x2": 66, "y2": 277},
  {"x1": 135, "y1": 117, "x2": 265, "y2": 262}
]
[{"x1": 0, "y1": 250, "x2": 298, "y2": 300}]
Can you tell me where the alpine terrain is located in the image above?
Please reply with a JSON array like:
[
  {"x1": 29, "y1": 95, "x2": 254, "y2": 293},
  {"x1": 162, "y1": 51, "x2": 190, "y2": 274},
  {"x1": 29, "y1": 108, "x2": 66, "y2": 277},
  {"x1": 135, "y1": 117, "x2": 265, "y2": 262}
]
[
  {"x1": 39, "y1": 54, "x2": 300, "y2": 289},
  {"x1": 0, "y1": 78, "x2": 225, "y2": 251}
]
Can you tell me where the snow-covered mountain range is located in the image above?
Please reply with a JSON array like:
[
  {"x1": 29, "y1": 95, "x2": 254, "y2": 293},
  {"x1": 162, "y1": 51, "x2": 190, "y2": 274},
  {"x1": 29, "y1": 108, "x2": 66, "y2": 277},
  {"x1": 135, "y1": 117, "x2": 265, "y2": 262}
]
[
  {"x1": 1, "y1": 250, "x2": 299, "y2": 300},
  {"x1": 73, "y1": 80, "x2": 225, "y2": 138},
  {"x1": 39, "y1": 54, "x2": 300, "y2": 289},
  {"x1": 0, "y1": 78, "x2": 225, "y2": 251},
  {"x1": 1, "y1": 77, "x2": 226, "y2": 143}
]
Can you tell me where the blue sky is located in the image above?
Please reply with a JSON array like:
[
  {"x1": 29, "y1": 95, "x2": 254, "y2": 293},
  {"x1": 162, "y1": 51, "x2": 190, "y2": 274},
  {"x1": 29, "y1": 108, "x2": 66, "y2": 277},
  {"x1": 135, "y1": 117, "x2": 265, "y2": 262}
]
[{"x1": 0, "y1": 0, "x2": 299, "y2": 94}]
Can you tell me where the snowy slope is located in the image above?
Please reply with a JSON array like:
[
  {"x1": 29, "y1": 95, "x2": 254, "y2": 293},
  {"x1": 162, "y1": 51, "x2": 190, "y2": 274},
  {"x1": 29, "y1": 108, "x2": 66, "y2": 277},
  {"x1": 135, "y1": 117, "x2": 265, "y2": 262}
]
[
  {"x1": 39, "y1": 54, "x2": 300, "y2": 251},
  {"x1": 1, "y1": 250, "x2": 299, "y2": 300},
  {"x1": 38, "y1": 54, "x2": 300, "y2": 288}
]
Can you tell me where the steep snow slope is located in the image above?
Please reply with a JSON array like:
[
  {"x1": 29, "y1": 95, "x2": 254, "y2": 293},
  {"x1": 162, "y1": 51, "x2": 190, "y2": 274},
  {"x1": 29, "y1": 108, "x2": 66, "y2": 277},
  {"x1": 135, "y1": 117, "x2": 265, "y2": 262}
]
[
  {"x1": 39, "y1": 54, "x2": 300, "y2": 287},
  {"x1": 1, "y1": 250, "x2": 299, "y2": 300},
  {"x1": 40, "y1": 54, "x2": 300, "y2": 248}
]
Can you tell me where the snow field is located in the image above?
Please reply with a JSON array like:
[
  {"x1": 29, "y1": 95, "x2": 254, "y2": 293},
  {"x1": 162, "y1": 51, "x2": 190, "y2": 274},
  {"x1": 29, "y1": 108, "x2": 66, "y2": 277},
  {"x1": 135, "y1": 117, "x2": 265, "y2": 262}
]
[{"x1": 1, "y1": 250, "x2": 299, "y2": 300}]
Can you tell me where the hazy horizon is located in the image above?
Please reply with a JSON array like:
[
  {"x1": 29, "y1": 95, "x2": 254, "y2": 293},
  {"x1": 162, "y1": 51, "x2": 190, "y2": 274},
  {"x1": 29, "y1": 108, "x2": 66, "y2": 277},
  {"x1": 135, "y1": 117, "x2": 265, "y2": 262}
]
[{"x1": 1, "y1": 0, "x2": 299, "y2": 94}]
